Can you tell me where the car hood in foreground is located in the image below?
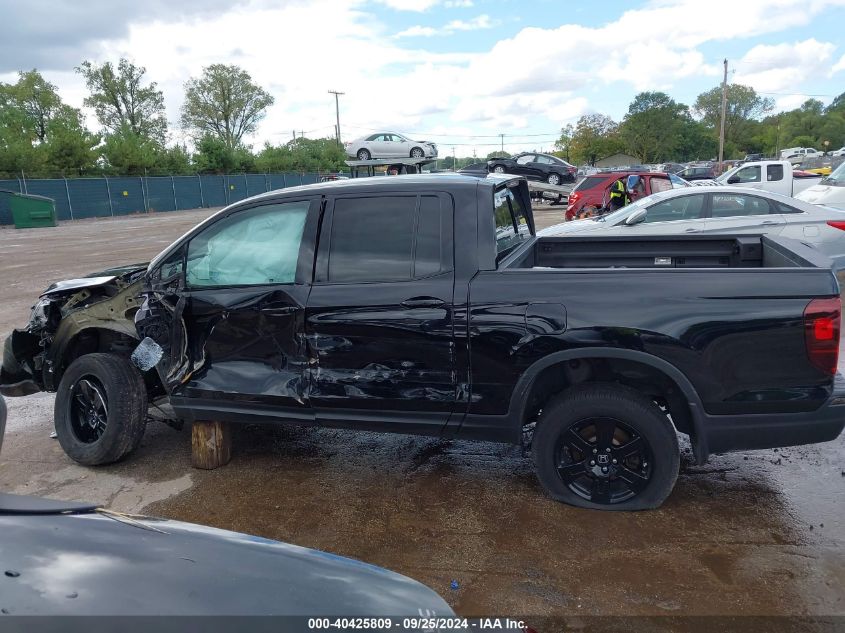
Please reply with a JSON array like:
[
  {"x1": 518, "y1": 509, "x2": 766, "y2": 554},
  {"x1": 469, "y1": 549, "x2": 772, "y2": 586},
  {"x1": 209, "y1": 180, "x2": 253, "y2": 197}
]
[
  {"x1": 537, "y1": 218, "x2": 612, "y2": 237},
  {"x1": 0, "y1": 507, "x2": 453, "y2": 616}
]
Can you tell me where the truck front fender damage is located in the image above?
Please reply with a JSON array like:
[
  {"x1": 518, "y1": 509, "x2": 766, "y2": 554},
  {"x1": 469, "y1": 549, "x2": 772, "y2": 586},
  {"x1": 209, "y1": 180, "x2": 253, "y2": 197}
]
[{"x1": 0, "y1": 266, "x2": 147, "y2": 397}]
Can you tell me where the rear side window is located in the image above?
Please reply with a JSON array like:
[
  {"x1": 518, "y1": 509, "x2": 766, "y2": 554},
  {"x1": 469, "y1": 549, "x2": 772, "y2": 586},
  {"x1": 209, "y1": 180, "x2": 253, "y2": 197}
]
[
  {"x1": 329, "y1": 197, "x2": 416, "y2": 282},
  {"x1": 775, "y1": 200, "x2": 803, "y2": 214},
  {"x1": 767, "y1": 164, "x2": 784, "y2": 182},
  {"x1": 327, "y1": 195, "x2": 452, "y2": 283},
  {"x1": 494, "y1": 186, "x2": 531, "y2": 260},
  {"x1": 574, "y1": 176, "x2": 607, "y2": 191},
  {"x1": 710, "y1": 193, "x2": 773, "y2": 218}
]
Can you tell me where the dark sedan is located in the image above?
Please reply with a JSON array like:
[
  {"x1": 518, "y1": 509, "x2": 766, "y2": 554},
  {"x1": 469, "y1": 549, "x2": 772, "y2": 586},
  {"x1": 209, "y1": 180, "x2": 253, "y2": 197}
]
[
  {"x1": 487, "y1": 152, "x2": 577, "y2": 185},
  {"x1": 677, "y1": 165, "x2": 716, "y2": 181}
]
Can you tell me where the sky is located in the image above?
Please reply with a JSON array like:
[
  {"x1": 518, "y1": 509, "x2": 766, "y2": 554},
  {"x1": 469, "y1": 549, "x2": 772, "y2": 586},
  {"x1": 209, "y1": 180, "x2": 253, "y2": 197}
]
[{"x1": 1, "y1": 0, "x2": 844, "y2": 157}]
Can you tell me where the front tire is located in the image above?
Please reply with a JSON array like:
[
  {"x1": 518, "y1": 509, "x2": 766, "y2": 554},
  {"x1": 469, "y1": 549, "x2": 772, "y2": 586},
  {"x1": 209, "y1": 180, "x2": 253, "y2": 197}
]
[
  {"x1": 493, "y1": 165, "x2": 506, "y2": 173},
  {"x1": 356, "y1": 148, "x2": 371, "y2": 160},
  {"x1": 410, "y1": 147, "x2": 425, "y2": 159},
  {"x1": 54, "y1": 353, "x2": 148, "y2": 466},
  {"x1": 532, "y1": 384, "x2": 679, "y2": 511}
]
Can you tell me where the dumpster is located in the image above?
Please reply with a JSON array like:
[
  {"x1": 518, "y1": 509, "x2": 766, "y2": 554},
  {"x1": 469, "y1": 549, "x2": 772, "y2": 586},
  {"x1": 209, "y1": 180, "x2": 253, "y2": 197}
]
[{"x1": 8, "y1": 191, "x2": 57, "y2": 229}]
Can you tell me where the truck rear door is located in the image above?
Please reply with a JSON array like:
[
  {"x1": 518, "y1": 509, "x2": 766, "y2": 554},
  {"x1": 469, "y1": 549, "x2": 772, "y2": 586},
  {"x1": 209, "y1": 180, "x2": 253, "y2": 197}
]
[{"x1": 306, "y1": 192, "x2": 457, "y2": 432}]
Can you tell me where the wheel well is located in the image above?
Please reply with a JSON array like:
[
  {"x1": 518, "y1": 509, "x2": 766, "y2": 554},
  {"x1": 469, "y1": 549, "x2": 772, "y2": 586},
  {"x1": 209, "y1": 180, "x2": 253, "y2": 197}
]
[
  {"x1": 57, "y1": 328, "x2": 164, "y2": 398},
  {"x1": 522, "y1": 357, "x2": 694, "y2": 436}
]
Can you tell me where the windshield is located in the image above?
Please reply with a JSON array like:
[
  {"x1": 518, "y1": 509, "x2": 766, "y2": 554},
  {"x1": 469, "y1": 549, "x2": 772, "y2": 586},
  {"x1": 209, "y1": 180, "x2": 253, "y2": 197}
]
[
  {"x1": 715, "y1": 166, "x2": 741, "y2": 183},
  {"x1": 821, "y1": 161, "x2": 845, "y2": 186}
]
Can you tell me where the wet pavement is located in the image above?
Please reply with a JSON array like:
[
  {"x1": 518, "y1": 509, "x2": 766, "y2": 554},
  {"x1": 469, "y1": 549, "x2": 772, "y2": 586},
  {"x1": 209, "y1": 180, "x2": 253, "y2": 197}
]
[{"x1": 0, "y1": 205, "x2": 843, "y2": 619}]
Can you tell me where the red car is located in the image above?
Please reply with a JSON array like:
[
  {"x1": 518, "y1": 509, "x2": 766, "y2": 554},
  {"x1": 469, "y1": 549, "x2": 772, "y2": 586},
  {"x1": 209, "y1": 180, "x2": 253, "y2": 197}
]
[{"x1": 565, "y1": 171, "x2": 675, "y2": 220}]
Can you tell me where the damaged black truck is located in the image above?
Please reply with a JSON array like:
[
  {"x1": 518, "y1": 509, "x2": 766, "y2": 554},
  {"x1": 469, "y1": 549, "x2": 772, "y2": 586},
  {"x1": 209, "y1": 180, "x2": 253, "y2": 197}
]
[{"x1": 2, "y1": 175, "x2": 844, "y2": 510}]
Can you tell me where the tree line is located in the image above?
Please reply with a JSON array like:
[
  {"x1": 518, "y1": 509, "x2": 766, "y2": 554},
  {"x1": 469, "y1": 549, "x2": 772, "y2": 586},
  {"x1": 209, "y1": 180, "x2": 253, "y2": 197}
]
[
  {"x1": 3, "y1": 58, "x2": 844, "y2": 178},
  {"x1": 555, "y1": 86, "x2": 845, "y2": 165},
  {"x1": 0, "y1": 59, "x2": 348, "y2": 179}
]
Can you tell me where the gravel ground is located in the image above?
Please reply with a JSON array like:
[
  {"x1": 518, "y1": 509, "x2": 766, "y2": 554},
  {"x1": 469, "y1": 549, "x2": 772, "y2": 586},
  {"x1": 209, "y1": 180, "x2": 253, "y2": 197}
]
[{"x1": 0, "y1": 203, "x2": 842, "y2": 619}]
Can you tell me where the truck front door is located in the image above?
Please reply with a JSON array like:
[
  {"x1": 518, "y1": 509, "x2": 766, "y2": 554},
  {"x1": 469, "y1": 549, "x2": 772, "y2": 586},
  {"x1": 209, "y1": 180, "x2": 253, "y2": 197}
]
[
  {"x1": 306, "y1": 192, "x2": 456, "y2": 433},
  {"x1": 140, "y1": 198, "x2": 320, "y2": 422}
]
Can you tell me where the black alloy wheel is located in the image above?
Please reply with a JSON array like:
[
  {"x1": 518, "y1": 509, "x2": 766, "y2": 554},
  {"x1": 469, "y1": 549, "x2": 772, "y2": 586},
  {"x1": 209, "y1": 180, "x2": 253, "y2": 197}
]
[
  {"x1": 555, "y1": 417, "x2": 651, "y2": 504},
  {"x1": 532, "y1": 383, "x2": 679, "y2": 510},
  {"x1": 69, "y1": 376, "x2": 109, "y2": 444},
  {"x1": 54, "y1": 353, "x2": 148, "y2": 466}
]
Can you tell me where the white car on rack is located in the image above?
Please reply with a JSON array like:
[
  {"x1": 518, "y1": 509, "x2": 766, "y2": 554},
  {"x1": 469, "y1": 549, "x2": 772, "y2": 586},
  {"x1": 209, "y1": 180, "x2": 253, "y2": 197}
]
[{"x1": 345, "y1": 132, "x2": 438, "y2": 161}]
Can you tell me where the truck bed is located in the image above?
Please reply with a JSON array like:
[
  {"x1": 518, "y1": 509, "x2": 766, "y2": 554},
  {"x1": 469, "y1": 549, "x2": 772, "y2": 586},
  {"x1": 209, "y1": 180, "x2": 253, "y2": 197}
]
[{"x1": 502, "y1": 234, "x2": 831, "y2": 270}]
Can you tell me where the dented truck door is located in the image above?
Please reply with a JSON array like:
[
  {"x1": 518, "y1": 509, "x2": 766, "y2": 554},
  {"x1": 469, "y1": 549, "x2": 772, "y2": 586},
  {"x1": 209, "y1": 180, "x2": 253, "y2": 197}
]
[
  {"x1": 138, "y1": 198, "x2": 321, "y2": 424},
  {"x1": 306, "y1": 192, "x2": 456, "y2": 434}
]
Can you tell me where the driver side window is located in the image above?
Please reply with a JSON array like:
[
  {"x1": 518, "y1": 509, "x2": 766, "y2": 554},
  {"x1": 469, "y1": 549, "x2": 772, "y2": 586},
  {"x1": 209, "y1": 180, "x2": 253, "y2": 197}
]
[
  {"x1": 516, "y1": 155, "x2": 535, "y2": 165},
  {"x1": 643, "y1": 194, "x2": 705, "y2": 223},
  {"x1": 186, "y1": 201, "x2": 309, "y2": 287}
]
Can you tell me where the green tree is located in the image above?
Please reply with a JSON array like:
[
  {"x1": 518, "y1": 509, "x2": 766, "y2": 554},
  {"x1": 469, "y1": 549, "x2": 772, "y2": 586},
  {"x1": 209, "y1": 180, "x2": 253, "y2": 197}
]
[
  {"x1": 256, "y1": 137, "x2": 346, "y2": 172},
  {"x1": 194, "y1": 135, "x2": 256, "y2": 173},
  {"x1": 693, "y1": 84, "x2": 773, "y2": 151},
  {"x1": 619, "y1": 92, "x2": 690, "y2": 163},
  {"x1": 100, "y1": 124, "x2": 159, "y2": 175},
  {"x1": 154, "y1": 144, "x2": 193, "y2": 175},
  {"x1": 554, "y1": 123, "x2": 574, "y2": 162},
  {"x1": 181, "y1": 64, "x2": 274, "y2": 149},
  {"x1": 44, "y1": 106, "x2": 100, "y2": 174},
  {"x1": 76, "y1": 58, "x2": 167, "y2": 142},
  {"x1": 568, "y1": 114, "x2": 624, "y2": 165},
  {"x1": 485, "y1": 150, "x2": 510, "y2": 159}
]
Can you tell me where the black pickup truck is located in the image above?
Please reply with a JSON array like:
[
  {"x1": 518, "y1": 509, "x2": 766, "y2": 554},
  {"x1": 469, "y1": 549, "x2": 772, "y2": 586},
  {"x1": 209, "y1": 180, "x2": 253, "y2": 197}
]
[{"x1": 2, "y1": 175, "x2": 844, "y2": 510}]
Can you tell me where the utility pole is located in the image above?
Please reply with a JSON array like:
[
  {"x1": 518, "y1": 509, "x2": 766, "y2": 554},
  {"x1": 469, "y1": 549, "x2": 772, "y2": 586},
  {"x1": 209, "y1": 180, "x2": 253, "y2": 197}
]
[
  {"x1": 499, "y1": 133, "x2": 505, "y2": 154},
  {"x1": 718, "y1": 58, "x2": 728, "y2": 174},
  {"x1": 451, "y1": 146, "x2": 456, "y2": 171},
  {"x1": 328, "y1": 90, "x2": 344, "y2": 146}
]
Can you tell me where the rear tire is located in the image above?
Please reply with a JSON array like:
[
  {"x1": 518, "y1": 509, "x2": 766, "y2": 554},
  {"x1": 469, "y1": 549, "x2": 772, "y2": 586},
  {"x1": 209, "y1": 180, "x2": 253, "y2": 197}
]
[
  {"x1": 356, "y1": 148, "x2": 371, "y2": 160},
  {"x1": 532, "y1": 384, "x2": 679, "y2": 511},
  {"x1": 54, "y1": 353, "x2": 148, "y2": 466},
  {"x1": 547, "y1": 173, "x2": 562, "y2": 186},
  {"x1": 493, "y1": 165, "x2": 506, "y2": 173}
]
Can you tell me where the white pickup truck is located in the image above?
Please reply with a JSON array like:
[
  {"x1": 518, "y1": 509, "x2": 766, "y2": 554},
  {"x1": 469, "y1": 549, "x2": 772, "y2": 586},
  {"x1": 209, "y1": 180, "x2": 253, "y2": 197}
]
[{"x1": 715, "y1": 160, "x2": 822, "y2": 197}]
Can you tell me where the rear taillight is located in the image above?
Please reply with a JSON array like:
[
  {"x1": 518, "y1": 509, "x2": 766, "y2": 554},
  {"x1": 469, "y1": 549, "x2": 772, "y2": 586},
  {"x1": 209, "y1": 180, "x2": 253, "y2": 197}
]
[
  {"x1": 827, "y1": 221, "x2": 845, "y2": 231},
  {"x1": 804, "y1": 297, "x2": 841, "y2": 375}
]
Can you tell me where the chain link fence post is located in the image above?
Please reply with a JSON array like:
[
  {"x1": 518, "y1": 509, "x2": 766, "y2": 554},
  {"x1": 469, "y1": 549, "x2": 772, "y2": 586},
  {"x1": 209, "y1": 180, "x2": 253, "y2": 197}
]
[
  {"x1": 64, "y1": 178, "x2": 74, "y2": 220},
  {"x1": 104, "y1": 177, "x2": 115, "y2": 216},
  {"x1": 197, "y1": 174, "x2": 205, "y2": 208}
]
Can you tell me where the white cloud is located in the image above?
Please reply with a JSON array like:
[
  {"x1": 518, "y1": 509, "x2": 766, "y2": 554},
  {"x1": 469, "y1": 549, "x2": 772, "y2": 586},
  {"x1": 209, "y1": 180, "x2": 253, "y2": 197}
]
[
  {"x1": 444, "y1": 0, "x2": 473, "y2": 6},
  {"x1": 832, "y1": 53, "x2": 845, "y2": 74},
  {"x1": 394, "y1": 25, "x2": 438, "y2": 37},
  {"x1": 395, "y1": 13, "x2": 496, "y2": 37},
  {"x1": 374, "y1": 0, "x2": 441, "y2": 10},
  {"x1": 733, "y1": 38, "x2": 836, "y2": 93},
  {"x1": 444, "y1": 14, "x2": 494, "y2": 31}
]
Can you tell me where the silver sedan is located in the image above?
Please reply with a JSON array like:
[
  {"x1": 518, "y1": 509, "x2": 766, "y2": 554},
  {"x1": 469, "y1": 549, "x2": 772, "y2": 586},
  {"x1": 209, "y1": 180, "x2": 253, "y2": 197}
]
[
  {"x1": 540, "y1": 186, "x2": 845, "y2": 267},
  {"x1": 345, "y1": 132, "x2": 437, "y2": 161}
]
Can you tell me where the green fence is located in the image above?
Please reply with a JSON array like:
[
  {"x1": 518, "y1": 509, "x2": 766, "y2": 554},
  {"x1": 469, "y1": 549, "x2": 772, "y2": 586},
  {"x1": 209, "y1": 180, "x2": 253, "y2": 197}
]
[{"x1": 0, "y1": 173, "x2": 324, "y2": 225}]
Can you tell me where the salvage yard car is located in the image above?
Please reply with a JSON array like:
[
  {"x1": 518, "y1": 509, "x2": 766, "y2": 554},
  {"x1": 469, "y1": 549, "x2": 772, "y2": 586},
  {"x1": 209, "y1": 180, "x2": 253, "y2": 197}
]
[
  {"x1": 345, "y1": 132, "x2": 437, "y2": 161},
  {"x1": 2, "y1": 175, "x2": 845, "y2": 511},
  {"x1": 714, "y1": 159, "x2": 822, "y2": 196},
  {"x1": 542, "y1": 185, "x2": 845, "y2": 269},
  {"x1": 487, "y1": 152, "x2": 577, "y2": 185}
]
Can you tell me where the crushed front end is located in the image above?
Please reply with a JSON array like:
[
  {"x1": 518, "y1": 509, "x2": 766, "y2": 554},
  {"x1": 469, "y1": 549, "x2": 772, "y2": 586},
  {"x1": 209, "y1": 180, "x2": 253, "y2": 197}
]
[{"x1": 0, "y1": 265, "x2": 149, "y2": 397}]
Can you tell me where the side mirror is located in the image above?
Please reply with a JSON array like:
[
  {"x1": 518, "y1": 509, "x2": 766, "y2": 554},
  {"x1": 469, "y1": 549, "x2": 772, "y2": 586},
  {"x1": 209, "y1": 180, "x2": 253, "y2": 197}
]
[
  {"x1": 727, "y1": 175, "x2": 740, "y2": 184},
  {"x1": 625, "y1": 208, "x2": 647, "y2": 226}
]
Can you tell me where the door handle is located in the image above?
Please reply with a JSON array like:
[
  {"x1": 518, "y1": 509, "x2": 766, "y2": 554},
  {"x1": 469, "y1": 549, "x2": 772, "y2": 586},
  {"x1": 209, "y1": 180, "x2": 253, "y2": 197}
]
[
  {"x1": 401, "y1": 297, "x2": 446, "y2": 309},
  {"x1": 760, "y1": 221, "x2": 779, "y2": 226},
  {"x1": 260, "y1": 305, "x2": 298, "y2": 316}
]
